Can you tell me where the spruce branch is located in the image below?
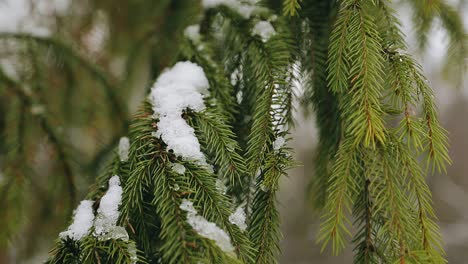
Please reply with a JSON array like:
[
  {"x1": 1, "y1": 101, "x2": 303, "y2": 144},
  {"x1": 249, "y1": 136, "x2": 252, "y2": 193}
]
[
  {"x1": 327, "y1": 2, "x2": 353, "y2": 94},
  {"x1": 150, "y1": 164, "x2": 203, "y2": 264},
  {"x1": 378, "y1": 0, "x2": 451, "y2": 172},
  {"x1": 375, "y1": 0, "x2": 406, "y2": 50},
  {"x1": 47, "y1": 238, "x2": 82, "y2": 264},
  {"x1": 110, "y1": 106, "x2": 201, "y2": 264},
  {"x1": 182, "y1": 36, "x2": 238, "y2": 122},
  {"x1": 243, "y1": 18, "x2": 295, "y2": 176},
  {"x1": 387, "y1": 54, "x2": 424, "y2": 150},
  {"x1": 184, "y1": 163, "x2": 255, "y2": 263},
  {"x1": 79, "y1": 237, "x2": 142, "y2": 264},
  {"x1": 338, "y1": 1, "x2": 386, "y2": 148},
  {"x1": 396, "y1": 139, "x2": 445, "y2": 262},
  {"x1": 249, "y1": 187, "x2": 281, "y2": 264},
  {"x1": 368, "y1": 145, "x2": 416, "y2": 263},
  {"x1": 118, "y1": 87, "x2": 252, "y2": 263},
  {"x1": 249, "y1": 149, "x2": 294, "y2": 264},
  {"x1": 190, "y1": 111, "x2": 247, "y2": 186},
  {"x1": 197, "y1": 8, "x2": 298, "y2": 263},
  {"x1": 352, "y1": 177, "x2": 385, "y2": 263},
  {"x1": 410, "y1": 62, "x2": 451, "y2": 173},
  {"x1": 318, "y1": 137, "x2": 360, "y2": 255},
  {"x1": 119, "y1": 109, "x2": 165, "y2": 260},
  {"x1": 209, "y1": 13, "x2": 296, "y2": 214}
]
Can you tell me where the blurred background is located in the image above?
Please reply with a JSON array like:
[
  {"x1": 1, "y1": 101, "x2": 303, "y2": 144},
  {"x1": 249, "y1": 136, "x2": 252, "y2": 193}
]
[{"x1": 0, "y1": 0, "x2": 466, "y2": 263}]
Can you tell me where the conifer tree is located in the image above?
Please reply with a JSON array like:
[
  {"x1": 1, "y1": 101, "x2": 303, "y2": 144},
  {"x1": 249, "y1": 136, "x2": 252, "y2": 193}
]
[{"x1": 0, "y1": 0, "x2": 465, "y2": 263}]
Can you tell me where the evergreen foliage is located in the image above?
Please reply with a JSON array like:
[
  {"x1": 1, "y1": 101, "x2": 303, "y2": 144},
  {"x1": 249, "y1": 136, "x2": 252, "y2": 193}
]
[{"x1": 0, "y1": 0, "x2": 465, "y2": 263}]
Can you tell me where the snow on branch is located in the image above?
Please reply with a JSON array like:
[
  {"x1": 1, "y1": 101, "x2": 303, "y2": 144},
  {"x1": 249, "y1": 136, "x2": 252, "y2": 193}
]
[
  {"x1": 94, "y1": 175, "x2": 129, "y2": 241},
  {"x1": 229, "y1": 206, "x2": 247, "y2": 231},
  {"x1": 202, "y1": 0, "x2": 260, "y2": 19},
  {"x1": 252, "y1": 21, "x2": 276, "y2": 42},
  {"x1": 148, "y1": 61, "x2": 210, "y2": 164},
  {"x1": 180, "y1": 199, "x2": 235, "y2": 253},
  {"x1": 59, "y1": 200, "x2": 95, "y2": 241}
]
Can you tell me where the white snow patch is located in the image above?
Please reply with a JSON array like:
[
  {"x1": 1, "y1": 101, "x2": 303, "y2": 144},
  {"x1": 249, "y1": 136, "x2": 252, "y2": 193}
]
[
  {"x1": 216, "y1": 179, "x2": 227, "y2": 195},
  {"x1": 206, "y1": 164, "x2": 215, "y2": 174},
  {"x1": 180, "y1": 199, "x2": 234, "y2": 253},
  {"x1": 255, "y1": 168, "x2": 262, "y2": 177},
  {"x1": 273, "y1": 136, "x2": 285, "y2": 151},
  {"x1": 94, "y1": 176, "x2": 128, "y2": 241},
  {"x1": 128, "y1": 243, "x2": 138, "y2": 264},
  {"x1": 0, "y1": 56, "x2": 20, "y2": 81},
  {"x1": 230, "y1": 68, "x2": 240, "y2": 86},
  {"x1": 201, "y1": 0, "x2": 258, "y2": 19},
  {"x1": 148, "y1": 61, "x2": 209, "y2": 163},
  {"x1": 180, "y1": 199, "x2": 198, "y2": 214},
  {"x1": 184, "y1": 24, "x2": 201, "y2": 43},
  {"x1": 202, "y1": 0, "x2": 236, "y2": 8},
  {"x1": 236, "y1": 90, "x2": 243, "y2": 104},
  {"x1": 229, "y1": 206, "x2": 247, "y2": 231},
  {"x1": 118, "y1": 137, "x2": 130, "y2": 162},
  {"x1": 252, "y1": 21, "x2": 276, "y2": 42},
  {"x1": 171, "y1": 163, "x2": 186, "y2": 175},
  {"x1": 59, "y1": 200, "x2": 95, "y2": 240}
]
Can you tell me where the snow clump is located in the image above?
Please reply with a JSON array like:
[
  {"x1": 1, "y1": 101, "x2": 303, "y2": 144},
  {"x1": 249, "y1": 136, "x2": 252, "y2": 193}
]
[
  {"x1": 229, "y1": 206, "x2": 247, "y2": 231},
  {"x1": 252, "y1": 21, "x2": 276, "y2": 42},
  {"x1": 148, "y1": 61, "x2": 210, "y2": 163},
  {"x1": 273, "y1": 136, "x2": 285, "y2": 151},
  {"x1": 94, "y1": 176, "x2": 129, "y2": 241},
  {"x1": 201, "y1": 0, "x2": 259, "y2": 19},
  {"x1": 59, "y1": 200, "x2": 95, "y2": 240},
  {"x1": 180, "y1": 199, "x2": 235, "y2": 253}
]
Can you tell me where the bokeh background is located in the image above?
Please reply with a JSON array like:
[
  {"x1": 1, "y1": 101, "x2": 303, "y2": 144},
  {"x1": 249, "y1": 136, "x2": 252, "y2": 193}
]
[{"x1": 0, "y1": 0, "x2": 466, "y2": 263}]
